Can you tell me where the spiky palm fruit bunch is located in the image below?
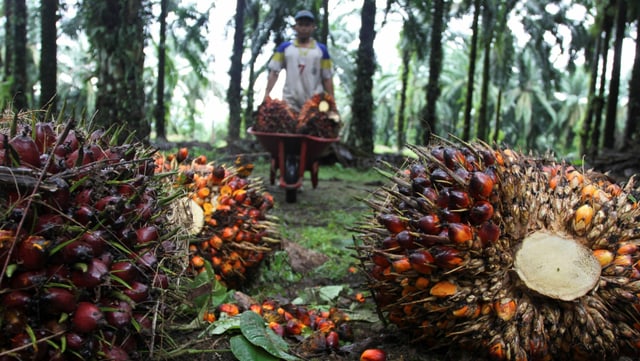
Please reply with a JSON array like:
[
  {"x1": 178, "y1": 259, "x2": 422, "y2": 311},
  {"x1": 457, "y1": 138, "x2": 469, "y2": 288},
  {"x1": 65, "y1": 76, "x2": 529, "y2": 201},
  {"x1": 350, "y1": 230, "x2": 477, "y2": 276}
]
[
  {"x1": 155, "y1": 150, "x2": 278, "y2": 289},
  {"x1": 254, "y1": 97, "x2": 298, "y2": 133},
  {"x1": 354, "y1": 140, "x2": 640, "y2": 360},
  {"x1": 0, "y1": 111, "x2": 179, "y2": 360},
  {"x1": 296, "y1": 93, "x2": 341, "y2": 138}
]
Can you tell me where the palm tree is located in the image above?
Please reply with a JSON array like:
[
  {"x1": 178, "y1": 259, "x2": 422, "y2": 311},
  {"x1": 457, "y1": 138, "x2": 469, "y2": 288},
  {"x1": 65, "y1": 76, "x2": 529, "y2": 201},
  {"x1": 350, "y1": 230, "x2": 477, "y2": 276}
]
[
  {"x1": 40, "y1": 0, "x2": 58, "y2": 110},
  {"x1": 462, "y1": 0, "x2": 480, "y2": 141},
  {"x1": 81, "y1": 0, "x2": 149, "y2": 140},
  {"x1": 154, "y1": 0, "x2": 168, "y2": 142},
  {"x1": 10, "y1": 0, "x2": 28, "y2": 110},
  {"x1": 348, "y1": 0, "x2": 376, "y2": 154},
  {"x1": 227, "y1": 0, "x2": 246, "y2": 142},
  {"x1": 421, "y1": 0, "x2": 448, "y2": 144},
  {"x1": 624, "y1": 3, "x2": 640, "y2": 147},
  {"x1": 603, "y1": 0, "x2": 627, "y2": 149}
]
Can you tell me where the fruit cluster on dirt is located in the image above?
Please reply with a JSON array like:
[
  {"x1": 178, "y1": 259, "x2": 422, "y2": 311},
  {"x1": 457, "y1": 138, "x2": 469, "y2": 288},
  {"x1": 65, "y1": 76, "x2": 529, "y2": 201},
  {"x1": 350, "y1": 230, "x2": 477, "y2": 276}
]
[
  {"x1": 0, "y1": 112, "x2": 176, "y2": 360},
  {"x1": 354, "y1": 140, "x2": 640, "y2": 360},
  {"x1": 254, "y1": 94, "x2": 341, "y2": 138}
]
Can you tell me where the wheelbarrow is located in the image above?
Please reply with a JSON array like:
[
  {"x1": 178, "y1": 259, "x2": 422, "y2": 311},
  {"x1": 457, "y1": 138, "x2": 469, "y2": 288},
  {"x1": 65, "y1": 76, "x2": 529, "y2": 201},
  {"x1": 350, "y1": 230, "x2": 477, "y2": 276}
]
[{"x1": 248, "y1": 127, "x2": 339, "y2": 203}]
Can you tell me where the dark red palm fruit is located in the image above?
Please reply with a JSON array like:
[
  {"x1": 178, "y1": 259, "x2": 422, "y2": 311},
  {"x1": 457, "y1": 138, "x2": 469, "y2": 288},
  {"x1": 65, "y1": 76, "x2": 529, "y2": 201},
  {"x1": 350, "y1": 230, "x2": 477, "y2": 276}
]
[
  {"x1": 421, "y1": 186, "x2": 438, "y2": 204},
  {"x1": 431, "y1": 246, "x2": 465, "y2": 269},
  {"x1": 469, "y1": 200, "x2": 494, "y2": 225},
  {"x1": 133, "y1": 313, "x2": 152, "y2": 331},
  {"x1": 41, "y1": 287, "x2": 77, "y2": 314},
  {"x1": 409, "y1": 250, "x2": 435, "y2": 274},
  {"x1": 74, "y1": 188, "x2": 93, "y2": 205},
  {"x1": 74, "y1": 205, "x2": 97, "y2": 225},
  {"x1": 95, "y1": 195, "x2": 124, "y2": 212},
  {"x1": 71, "y1": 258, "x2": 108, "y2": 288},
  {"x1": 80, "y1": 230, "x2": 108, "y2": 256},
  {"x1": 65, "y1": 331, "x2": 87, "y2": 350},
  {"x1": 123, "y1": 281, "x2": 149, "y2": 303},
  {"x1": 136, "y1": 225, "x2": 159, "y2": 246},
  {"x1": 436, "y1": 187, "x2": 450, "y2": 208},
  {"x1": 10, "y1": 270, "x2": 47, "y2": 289},
  {"x1": 33, "y1": 213, "x2": 65, "y2": 237},
  {"x1": 380, "y1": 236, "x2": 399, "y2": 251},
  {"x1": 16, "y1": 235, "x2": 49, "y2": 270},
  {"x1": 42, "y1": 177, "x2": 71, "y2": 208},
  {"x1": 409, "y1": 164, "x2": 427, "y2": 179},
  {"x1": 34, "y1": 122, "x2": 57, "y2": 153},
  {"x1": 411, "y1": 176, "x2": 431, "y2": 194},
  {"x1": 430, "y1": 146, "x2": 445, "y2": 162},
  {"x1": 377, "y1": 214, "x2": 406, "y2": 234},
  {"x1": 448, "y1": 223, "x2": 473, "y2": 245},
  {"x1": 416, "y1": 214, "x2": 442, "y2": 235},
  {"x1": 477, "y1": 221, "x2": 500, "y2": 246},
  {"x1": 104, "y1": 299, "x2": 132, "y2": 328},
  {"x1": 9, "y1": 132, "x2": 41, "y2": 167},
  {"x1": 2, "y1": 308, "x2": 27, "y2": 335},
  {"x1": 430, "y1": 167, "x2": 453, "y2": 185},
  {"x1": 371, "y1": 253, "x2": 391, "y2": 268},
  {"x1": 152, "y1": 272, "x2": 169, "y2": 289},
  {"x1": 110, "y1": 261, "x2": 139, "y2": 284},
  {"x1": 176, "y1": 147, "x2": 188, "y2": 163},
  {"x1": 72, "y1": 302, "x2": 105, "y2": 333},
  {"x1": 439, "y1": 208, "x2": 460, "y2": 223},
  {"x1": 443, "y1": 147, "x2": 468, "y2": 170},
  {"x1": 326, "y1": 331, "x2": 340, "y2": 350},
  {"x1": 2, "y1": 290, "x2": 32, "y2": 309},
  {"x1": 395, "y1": 230, "x2": 416, "y2": 249},
  {"x1": 449, "y1": 189, "x2": 471, "y2": 210},
  {"x1": 132, "y1": 248, "x2": 157, "y2": 269},
  {"x1": 469, "y1": 171, "x2": 494, "y2": 199},
  {"x1": 11, "y1": 332, "x2": 48, "y2": 361},
  {"x1": 285, "y1": 319, "x2": 305, "y2": 336},
  {"x1": 62, "y1": 241, "x2": 94, "y2": 263}
]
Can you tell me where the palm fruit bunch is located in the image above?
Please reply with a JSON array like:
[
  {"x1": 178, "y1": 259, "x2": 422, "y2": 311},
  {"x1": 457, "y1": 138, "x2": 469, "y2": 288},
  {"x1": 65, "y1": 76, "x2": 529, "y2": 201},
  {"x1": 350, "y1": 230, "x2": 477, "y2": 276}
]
[
  {"x1": 354, "y1": 139, "x2": 640, "y2": 360},
  {"x1": 154, "y1": 150, "x2": 278, "y2": 289},
  {"x1": 0, "y1": 111, "x2": 179, "y2": 360},
  {"x1": 296, "y1": 93, "x2": 341, "y2": 138},
  {"x1": 253, "y1": 97, "x2": 297, "y2": 133}
]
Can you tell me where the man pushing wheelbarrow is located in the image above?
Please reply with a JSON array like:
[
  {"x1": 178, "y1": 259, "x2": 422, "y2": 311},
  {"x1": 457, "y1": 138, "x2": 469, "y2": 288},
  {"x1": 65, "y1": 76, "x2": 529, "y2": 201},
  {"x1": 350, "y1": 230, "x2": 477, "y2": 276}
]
[{"x1": 249, "y1": 9, "x2": 341, "y2": 203}]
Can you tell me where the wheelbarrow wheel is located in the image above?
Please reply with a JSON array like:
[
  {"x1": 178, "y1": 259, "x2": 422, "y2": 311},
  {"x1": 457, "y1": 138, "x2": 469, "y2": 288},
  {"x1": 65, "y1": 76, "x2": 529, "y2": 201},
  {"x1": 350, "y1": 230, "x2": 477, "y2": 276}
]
[
  {"x1": 284, "y1": 155, "x2": 298, "y2": 184},
  {"x1": 285, "y1": 188, "x2": 297, "y2": 203}
]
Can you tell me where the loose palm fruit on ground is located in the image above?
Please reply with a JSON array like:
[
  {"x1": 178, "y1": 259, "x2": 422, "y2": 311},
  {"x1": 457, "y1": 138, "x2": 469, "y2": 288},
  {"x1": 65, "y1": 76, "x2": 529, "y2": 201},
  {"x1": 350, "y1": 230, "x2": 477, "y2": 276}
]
[
  {"x1": 156, "y1": 150, "x2": 278, "y2": 289},
  {"x1": 354, "y1": 140, "x2": 640, "y2": 360}
]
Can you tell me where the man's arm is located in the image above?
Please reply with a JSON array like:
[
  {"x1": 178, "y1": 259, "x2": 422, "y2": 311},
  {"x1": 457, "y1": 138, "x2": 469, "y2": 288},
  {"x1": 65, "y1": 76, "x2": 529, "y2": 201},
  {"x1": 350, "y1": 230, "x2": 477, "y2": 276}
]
[
  {"x1": 264, "y1": 70, "x2": 280, "y2": 101},
  {"x1": 323, "y1": 77, "x2": 334, "y2": 99}
]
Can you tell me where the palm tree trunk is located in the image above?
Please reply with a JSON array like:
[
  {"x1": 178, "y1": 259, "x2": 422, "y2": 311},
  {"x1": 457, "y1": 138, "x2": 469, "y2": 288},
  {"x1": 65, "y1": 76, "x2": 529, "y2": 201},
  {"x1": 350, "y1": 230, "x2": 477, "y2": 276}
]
[
  {"x1": 227, "y1": 0, "x2": 246, "y2": 141},
  {"x1": 422, "y1": 0, "x2": 446, "y2": 145},
  {"x1": 580, "y1": 33, "x2": 601, "y2": 156},
  {"x1": 493, "y1": 88, "x2": 502, "y2": 144},
  {"x1": 3, "y1": 0, "x2": 13, "y2": 81},
  {"x1": 463, "y1": 0, "x2": 480, "y2": 141},
  {"x1": 40, "y1": 0, "x2": 58, "y2": 110},
  {"x1": 591, "y1": 8, "x2": 614, "y2": 156},
  {"x1": 11, "y1": 0, "x2": 28, "y2": 110},
  {"x1": 348, "y1": 0, "x2": 376, "y2": 154},
  {"x1": 603, "y1": 0, "x2": 627, "y2": 149},
  {"x1": 397, "y1": 48, "x2": 410, "y2": 151},
  {"x1": 154, "y1": 0, "x2": 168, "y2": 141},
  {"x1": 624, "y1": 8, "x2": 640, "y2": 147}
]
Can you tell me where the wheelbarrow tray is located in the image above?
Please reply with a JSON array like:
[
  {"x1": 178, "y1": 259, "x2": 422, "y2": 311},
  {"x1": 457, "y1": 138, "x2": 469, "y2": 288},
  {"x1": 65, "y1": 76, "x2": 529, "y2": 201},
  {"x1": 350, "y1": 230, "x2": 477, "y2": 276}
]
[{"x1": 248, "y1": 127, "x2": 339, "y2": 200}]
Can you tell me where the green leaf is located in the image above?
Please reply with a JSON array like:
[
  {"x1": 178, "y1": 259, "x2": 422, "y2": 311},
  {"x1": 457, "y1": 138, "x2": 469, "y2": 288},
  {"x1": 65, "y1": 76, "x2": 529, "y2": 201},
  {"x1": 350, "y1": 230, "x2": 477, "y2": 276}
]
[
  {"x1": 203, "y1": 315, "x2": 242, "y2": 336},
  {"x1": 230, "y1": 335, "x2": 281, "y2": 361},
  {"x1": 318, "y1": 285, "x2": 344, "y2": 302},
  {"x1": 239, "y1": 311, "x2": 299, "y2": 361}
]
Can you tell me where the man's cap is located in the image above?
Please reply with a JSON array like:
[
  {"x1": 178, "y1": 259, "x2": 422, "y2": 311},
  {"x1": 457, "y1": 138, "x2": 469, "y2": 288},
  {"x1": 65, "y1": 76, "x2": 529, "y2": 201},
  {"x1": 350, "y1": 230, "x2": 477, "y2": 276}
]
[{"x1": 294, "y1": 10, "x2": 315, "y2": 21}]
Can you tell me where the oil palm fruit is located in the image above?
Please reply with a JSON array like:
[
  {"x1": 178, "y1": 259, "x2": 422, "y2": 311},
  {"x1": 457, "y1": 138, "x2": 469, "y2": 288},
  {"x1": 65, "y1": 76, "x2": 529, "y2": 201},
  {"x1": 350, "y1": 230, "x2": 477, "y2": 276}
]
[
  {"x1": 254, "y1": 97, "x2": 297, "y2": 133},
  {"x1": 296, "y1": 93, "x2": 341, "y2": 138},
  {"x1": 354, "y1": 140, "x2": 640, "y2": 360},
  {"x1": 155, "y1": 150, "x2": 278, "y2": 289},
  {"x1": 0, "y1": 110, "x2": 180, "y2": 360}
]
